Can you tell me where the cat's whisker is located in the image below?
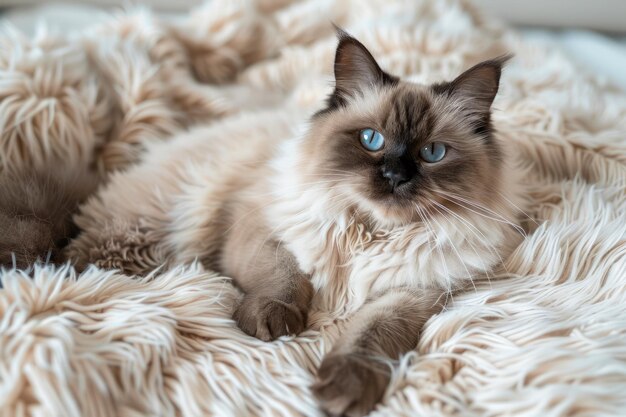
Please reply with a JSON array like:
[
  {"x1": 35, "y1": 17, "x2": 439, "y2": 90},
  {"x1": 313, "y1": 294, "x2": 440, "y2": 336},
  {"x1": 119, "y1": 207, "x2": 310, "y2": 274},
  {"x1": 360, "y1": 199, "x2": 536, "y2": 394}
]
[
  {"x1": 497, "y1": 191, "x2": 538, "y2": 226},
  {"x1": 428, "y1": 200, "x2": 495, "y2": 291},
  {"x1": 422, "y1": 206, "x2": 458, "y2": 295},
  {"x1": 321, "y1": 193, "x2": 356, "y2": 218},
  {"x1": 426, "y1": 203, "x2": 477, "y2": 294},
  {"x1": 443, "y1": 289, "x2": 455, "y2": 310},
  {"x1": 438, "y1": 190, "x2": 522, "y2": 227},
  {"x1": 434, "y1": 290, "x2": 450, "y2": 312},
  {"x1": 429, "y1": 199, "x2": 505, "y2": 280},
  {"x1": 415, "y1": 204, "x2": 452, "y2": 289},
  {"x1": 434, "y1": 191, "x2": 527, "y2": 237},
  {"x1": 435, "y1": 210, "x2": 500, "y2": 288},
  {"x1": 435, "y1": 190, "x2": 513, "y2": 221},
  {"x1": 413, "y1": 204, "x2": 437, "y2": 257}
]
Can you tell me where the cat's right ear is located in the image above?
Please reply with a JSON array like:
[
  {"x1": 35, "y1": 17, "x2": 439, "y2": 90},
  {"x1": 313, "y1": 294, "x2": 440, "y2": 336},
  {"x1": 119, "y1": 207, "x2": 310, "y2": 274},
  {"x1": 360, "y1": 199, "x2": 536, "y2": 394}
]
[{"x1": 330, "y1": 28, "x2": 397, "y2": 106}]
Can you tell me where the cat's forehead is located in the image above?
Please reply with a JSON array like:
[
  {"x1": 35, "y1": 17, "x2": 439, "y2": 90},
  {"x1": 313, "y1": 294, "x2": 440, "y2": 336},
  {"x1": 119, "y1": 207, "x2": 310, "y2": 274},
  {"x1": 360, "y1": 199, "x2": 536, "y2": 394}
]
[
  {"x1": 340, "y1": 82, "x2": 434, "y2": 124},
  {"x1": 381, "y1": 83, "x2": 436, "y2": 143}
]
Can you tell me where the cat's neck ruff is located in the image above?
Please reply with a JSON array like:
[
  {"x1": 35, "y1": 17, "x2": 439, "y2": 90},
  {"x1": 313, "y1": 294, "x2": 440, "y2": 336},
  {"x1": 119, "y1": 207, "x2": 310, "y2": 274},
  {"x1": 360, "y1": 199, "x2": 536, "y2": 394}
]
[{"x1": 267, "y1": 129, "x2": 524, "y2": 315}]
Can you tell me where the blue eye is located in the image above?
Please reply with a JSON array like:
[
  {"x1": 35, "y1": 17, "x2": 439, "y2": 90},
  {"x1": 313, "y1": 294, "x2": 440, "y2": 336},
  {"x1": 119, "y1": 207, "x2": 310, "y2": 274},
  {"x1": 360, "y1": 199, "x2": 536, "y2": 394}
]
[
  {"x1": 419, "y1": 142, "x2": 446, "y2": 163},
  {"x1": 359, "y1": 128, "x2": 384, "y2": 151}
]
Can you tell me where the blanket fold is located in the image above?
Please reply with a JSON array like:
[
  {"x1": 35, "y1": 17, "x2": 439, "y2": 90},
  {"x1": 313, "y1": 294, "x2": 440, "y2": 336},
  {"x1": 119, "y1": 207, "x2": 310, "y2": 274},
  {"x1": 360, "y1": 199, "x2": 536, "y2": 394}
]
[{"x1": 1, "y1": 0, "x2": 625, "y2": 416}]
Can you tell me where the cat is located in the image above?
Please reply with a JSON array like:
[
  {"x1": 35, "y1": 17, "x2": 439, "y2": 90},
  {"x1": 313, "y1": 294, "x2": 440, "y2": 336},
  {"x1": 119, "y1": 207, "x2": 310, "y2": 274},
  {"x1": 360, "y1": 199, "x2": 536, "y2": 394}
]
[
  {"x1": 66, "y1": 30, "x2": 525, "y2": 416},
  {"x1": 0, "y1": 169, "x2": 96, "y2": 271}
]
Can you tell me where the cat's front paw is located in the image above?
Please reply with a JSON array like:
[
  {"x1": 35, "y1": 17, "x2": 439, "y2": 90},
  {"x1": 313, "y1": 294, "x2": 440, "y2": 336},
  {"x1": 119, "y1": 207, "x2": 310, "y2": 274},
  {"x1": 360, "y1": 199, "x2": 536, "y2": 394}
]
[
  {"x1": 233, "y1": 295, "x2": 307, "y2": 341},
  {"x1": 312, "y1": 353, "x2": 390, "y2": 417}
]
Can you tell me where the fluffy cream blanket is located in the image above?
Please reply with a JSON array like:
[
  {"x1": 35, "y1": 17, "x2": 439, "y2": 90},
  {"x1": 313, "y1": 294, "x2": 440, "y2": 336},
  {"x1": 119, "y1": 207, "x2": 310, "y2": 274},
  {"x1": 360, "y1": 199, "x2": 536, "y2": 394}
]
[{"x1": 1, "y1": 0, "x2": 625, "y2": 416}]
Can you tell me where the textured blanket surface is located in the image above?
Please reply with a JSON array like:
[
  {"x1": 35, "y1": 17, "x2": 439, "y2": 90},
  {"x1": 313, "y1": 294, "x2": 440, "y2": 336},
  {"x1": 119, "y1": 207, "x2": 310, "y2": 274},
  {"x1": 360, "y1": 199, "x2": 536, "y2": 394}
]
[{"x1": 1, "y1": 0, "x2": 626, "y2": 416}]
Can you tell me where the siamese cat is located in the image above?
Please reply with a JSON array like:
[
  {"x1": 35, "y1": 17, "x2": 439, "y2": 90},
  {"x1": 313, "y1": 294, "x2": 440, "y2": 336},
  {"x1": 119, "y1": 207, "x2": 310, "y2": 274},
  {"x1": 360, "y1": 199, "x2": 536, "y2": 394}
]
[{"x1": 67, "y1": 31, "x2": 523, "y2": 416}]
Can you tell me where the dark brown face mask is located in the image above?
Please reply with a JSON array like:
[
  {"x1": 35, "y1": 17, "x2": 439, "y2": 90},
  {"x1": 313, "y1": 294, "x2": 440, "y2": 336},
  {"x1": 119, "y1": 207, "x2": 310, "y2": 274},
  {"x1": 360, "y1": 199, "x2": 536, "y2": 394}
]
[{"x1": 307, "y1": 31, "x2": 510, "y2": 224}]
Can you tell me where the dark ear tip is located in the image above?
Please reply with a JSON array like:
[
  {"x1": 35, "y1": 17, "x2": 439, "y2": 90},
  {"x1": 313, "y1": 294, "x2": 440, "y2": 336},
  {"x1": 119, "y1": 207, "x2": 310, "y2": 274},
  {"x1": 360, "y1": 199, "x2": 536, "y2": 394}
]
[
  {"x1": 465, "y1": 53, "x2": 514, "y2": 84},
  {"x1": 488, "y1": 53, "x2": 514, "y2": 71},
  {"x1": 332, "y1": 24, "x2": 354, "y2": 44}
]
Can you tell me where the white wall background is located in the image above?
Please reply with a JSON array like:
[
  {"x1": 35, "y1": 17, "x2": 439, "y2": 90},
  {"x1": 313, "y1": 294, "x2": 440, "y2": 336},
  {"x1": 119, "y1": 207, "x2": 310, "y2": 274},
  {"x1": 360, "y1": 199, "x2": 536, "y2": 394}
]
[{"x1": 1, "y1": 1, "x2": 626, "y2": 90}]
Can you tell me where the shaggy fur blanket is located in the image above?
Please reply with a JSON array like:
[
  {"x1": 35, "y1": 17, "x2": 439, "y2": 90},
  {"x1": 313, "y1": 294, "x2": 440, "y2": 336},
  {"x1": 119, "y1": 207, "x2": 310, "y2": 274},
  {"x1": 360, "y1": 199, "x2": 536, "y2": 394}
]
[{"x1": 1, "y1": 0, "x2": 626, "y2": 416}]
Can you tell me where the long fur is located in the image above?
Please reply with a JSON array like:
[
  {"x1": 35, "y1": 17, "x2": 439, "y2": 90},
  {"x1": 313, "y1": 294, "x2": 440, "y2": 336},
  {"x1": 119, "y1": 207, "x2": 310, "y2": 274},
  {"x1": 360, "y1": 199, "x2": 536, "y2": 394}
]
[
  {"x1": 0, "y1": 169, "x2": 96, "y2": 269},
  {"x1": 1, "y1": 0, "x2": 626, "y2": 416}
]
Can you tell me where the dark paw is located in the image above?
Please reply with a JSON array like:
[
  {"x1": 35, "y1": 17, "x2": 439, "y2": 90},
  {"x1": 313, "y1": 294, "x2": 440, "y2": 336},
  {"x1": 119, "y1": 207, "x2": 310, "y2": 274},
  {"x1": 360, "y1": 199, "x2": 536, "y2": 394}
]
[
  {"x1": 233, "y1": 295, "x2": 307, "y2": 341},
  {"x1": 312, "y1": 353, "x2": 391, "y2": 417}
]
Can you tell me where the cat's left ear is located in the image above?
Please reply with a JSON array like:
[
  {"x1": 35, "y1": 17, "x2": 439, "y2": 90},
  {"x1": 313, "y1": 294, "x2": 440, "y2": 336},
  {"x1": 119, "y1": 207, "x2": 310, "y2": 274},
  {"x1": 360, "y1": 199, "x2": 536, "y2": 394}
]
[
  {"x1": 434, "y1": 55, "x2": 512, "y2": 116},
  {"x1": 331, "y1": 28, "x2": 397, "y2": 104}
]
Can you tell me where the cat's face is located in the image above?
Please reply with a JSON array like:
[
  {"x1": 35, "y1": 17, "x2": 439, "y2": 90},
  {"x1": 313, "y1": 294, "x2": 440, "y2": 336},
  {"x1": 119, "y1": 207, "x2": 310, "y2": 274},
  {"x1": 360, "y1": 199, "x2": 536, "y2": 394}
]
[{"x1": 302, "y1": 31, "x2": 510, "y2": 225}]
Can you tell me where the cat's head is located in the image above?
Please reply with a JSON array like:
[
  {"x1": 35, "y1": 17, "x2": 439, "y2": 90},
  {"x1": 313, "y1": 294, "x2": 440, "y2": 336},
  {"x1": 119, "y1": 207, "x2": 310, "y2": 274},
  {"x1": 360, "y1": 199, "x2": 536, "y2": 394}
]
[{"x1": 301, "y1": 30, "x2": 511, "y2": 226}]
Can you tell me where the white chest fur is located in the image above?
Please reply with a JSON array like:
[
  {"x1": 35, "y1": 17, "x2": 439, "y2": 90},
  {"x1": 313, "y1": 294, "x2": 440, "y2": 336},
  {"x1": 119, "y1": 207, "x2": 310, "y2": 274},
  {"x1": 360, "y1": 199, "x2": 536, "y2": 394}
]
[{"x1": 270, "y1": 199, "x2": 512, "y2": 315}]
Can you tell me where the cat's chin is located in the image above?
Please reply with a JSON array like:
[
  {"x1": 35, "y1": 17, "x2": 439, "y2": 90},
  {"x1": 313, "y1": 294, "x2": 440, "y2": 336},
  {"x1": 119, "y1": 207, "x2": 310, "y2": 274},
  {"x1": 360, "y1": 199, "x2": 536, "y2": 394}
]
[{"x1": 358, "y1": 197, "x2": 421, "y2": 228}]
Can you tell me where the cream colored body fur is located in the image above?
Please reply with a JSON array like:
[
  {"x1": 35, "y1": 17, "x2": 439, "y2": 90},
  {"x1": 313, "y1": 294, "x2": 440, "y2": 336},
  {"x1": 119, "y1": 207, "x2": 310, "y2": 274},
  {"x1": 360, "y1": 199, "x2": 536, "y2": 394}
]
[{"x1": 69, "y1": 105, "x2": 525, "y2": 317}]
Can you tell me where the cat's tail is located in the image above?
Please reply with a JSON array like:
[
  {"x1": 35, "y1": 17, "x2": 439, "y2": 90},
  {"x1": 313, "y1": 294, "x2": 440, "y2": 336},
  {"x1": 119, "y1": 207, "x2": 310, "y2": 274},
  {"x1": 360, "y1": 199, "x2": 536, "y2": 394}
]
[{"x1": 0, "y1": 168, "x2": 98, "y2": 270}]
